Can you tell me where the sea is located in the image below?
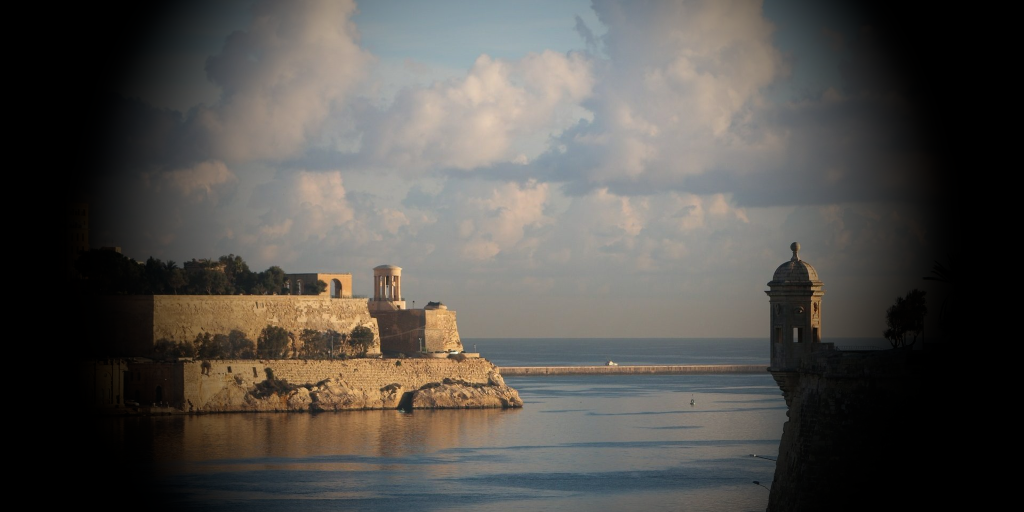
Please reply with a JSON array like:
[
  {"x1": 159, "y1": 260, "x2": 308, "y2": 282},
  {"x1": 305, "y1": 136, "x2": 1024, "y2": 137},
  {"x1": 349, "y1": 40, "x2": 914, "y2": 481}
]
[{"x1": 82, "y1": 337, "x2": 889, "y2": 512}]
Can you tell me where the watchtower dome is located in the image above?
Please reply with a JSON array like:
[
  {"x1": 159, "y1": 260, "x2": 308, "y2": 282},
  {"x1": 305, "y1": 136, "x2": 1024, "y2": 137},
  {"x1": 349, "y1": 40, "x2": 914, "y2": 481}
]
[{"x1": 766, "y1": 242, "x2": 826, "y2": 369}]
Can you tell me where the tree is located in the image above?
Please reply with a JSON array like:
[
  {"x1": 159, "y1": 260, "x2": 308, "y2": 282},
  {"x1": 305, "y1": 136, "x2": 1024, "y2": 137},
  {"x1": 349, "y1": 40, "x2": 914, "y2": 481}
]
[
  {"x1": 75, "y1": 249, "x2": 145, "y2": 294},
  {"x1": 884, "y1": 289, "x2": 927, "y2": 348},
  {"x1": 306, "y1": 279, "x2": 328, "y2": 295},
  {"x1": 188, "y1": 269, "x2": 231, "y2": 295},
  {"x1": 259, "y1": 266, "x2": 287, "y2": 295},
  {"x1": 152, "y1": 337, "x2": 197, "y2": 361},
  {"x1": 197, "y1": 333, "x2": 230, "y2": 359},
  {"x1": 257, "y1": 325, "x2": 292, "y2": 359},
  {"x1": 168, "y1": 266, "x2": 187, "y2": 294},
  {"x1": 349, "y1": 325, "x2": 374, "y2": 355},
  {"x1": 228, "y1": 329, "x2": 256, "y2": 359},
  {"x1": 299, "y1": 329, "x2": 328, "y2": 359}
]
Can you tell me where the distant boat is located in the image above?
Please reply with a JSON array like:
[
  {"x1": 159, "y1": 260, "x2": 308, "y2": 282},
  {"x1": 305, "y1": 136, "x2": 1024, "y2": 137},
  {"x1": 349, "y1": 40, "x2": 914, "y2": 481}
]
[{"x1": 606, "y1": 360, "x2": 618, "y2": 366}]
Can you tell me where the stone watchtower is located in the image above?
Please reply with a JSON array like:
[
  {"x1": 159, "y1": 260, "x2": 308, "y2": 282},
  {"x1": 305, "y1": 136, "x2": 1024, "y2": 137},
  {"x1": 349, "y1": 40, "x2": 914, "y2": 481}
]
[
  {"x1": 369, "y1": 264, "x2": 406, "y2": 312},
  {"x1": 766, "y1": 242, "x2": 829, "y2": 371}
]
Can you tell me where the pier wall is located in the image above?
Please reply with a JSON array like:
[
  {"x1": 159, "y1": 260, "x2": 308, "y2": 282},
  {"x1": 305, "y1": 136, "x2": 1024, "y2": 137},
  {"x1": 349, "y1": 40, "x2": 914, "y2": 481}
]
[{"x1": 500, "y1": 365, "x2": 767, "y2": 375}]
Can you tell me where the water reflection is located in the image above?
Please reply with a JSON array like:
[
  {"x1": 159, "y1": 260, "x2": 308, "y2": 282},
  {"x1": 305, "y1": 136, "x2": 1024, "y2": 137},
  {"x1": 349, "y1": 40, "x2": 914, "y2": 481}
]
[{"x1": 88, "y1": 374, "x2": 783, "y2": 512}]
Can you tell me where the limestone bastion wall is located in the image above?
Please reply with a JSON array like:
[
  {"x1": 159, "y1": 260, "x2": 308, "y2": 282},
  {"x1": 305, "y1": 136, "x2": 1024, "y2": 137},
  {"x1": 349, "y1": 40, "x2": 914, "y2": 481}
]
[
  {"x1": 177, "y1": 357, "x2": 499, "y2": 411},
  {"x1": 424, "y1": 309, "x2": 461, "y2": 351},
  {"x1": 767, "y1": 348, "x2": 946, "y2": 512},
  {"x1": 89, "y1": 295, "x2": 381, "y2": 357},
  {"x1": 374, "y1": 309, "x2": 462, "y2": 354}
]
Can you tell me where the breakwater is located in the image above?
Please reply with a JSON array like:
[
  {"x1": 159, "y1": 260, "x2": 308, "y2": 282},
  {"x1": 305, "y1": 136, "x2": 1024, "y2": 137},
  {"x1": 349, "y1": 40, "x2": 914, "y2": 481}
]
[{"x1": 499, "y1": 364, "x2": 767, "y2": 375}]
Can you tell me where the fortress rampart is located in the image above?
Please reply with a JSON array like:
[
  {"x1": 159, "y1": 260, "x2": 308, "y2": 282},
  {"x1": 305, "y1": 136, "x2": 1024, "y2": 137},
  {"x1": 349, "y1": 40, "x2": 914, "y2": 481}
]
[
  {"x1": 85, "y1": 295, "x2": 381, "y2": 357},
  {"x1": 120, "y1": 357, "x2": 510, "y2": 413},
  {"x1": 767, "y1": 347, "x2": 946, "y2": 511},
  {"x1": 374, "y1": 308, "x2": 461, "y2": 354}
]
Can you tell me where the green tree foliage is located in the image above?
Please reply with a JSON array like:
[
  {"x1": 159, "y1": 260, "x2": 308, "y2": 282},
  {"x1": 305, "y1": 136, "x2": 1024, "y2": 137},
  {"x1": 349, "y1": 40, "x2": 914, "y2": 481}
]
[
  {"x1": 219, "y1": 254, "x2": 250, "y2": 291},
  {"x1": 258, "y1": 325, "x2": 292, "y2": 359},
  {"x1": 187, "y1": 268, "x2": 231, "y2": 295},
  {"x1": 75, "y1": 250, "x2": 298, "y2": 296},
  {"x1": 303, "y1": 279, "x2": 327, "y2": 295},
  {"x1": 299, "y1": 329, "x2": 326, "y2": 359},
  {"x1": 884, "y1": 289, "x2": 927, "y2": 348},
  {"x1": 260, "y1": 266, "x2": 288, "y2": 295},
  {"x1": 228, "y1": 329, "x2": 257, "y2": 358},
  {"x1": 152, "y1": 337, "x2": 198, "y2": 361},
  {"x1": 76, "y1": 249, "x2": 146, "y2": 294},
  {"x1": 196, "y1": 333, "x2": 229, "y2": 359},
  {"x1": 298, "y1": 329, "x2": 345, "y2": 358},
  {"x1": 349, "y1": 325, "x2": 374, "y2": 355}
]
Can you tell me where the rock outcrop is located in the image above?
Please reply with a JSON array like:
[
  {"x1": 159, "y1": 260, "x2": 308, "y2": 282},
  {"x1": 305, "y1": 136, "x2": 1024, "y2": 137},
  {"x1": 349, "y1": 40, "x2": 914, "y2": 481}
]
[
  {"x1": 411, "y1": 378, "x2": 524, "y2": 409},
  {"x1": 189, "y1": 375, "x2": 521, "y2": 413}
]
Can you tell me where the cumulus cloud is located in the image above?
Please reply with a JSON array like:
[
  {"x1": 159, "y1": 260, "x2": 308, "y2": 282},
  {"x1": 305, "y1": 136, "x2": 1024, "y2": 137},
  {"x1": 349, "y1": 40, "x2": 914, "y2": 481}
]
[
  {"x1": 456, "y1": 179, "x2": 553, "y2": 261},
  {"x1": 358, "y1": 50, "x2": 593, "y2": 171},
  {"x1": 187, "y1": 0, "x2": 373, "y2": 162},
  {"x1": 542, "y1": 0, "x2": 784, "y2": 195},
  {"x1": 236, "y1": 170, "x2": 356, "y2": 265},
  {"x1": 154, "y1": 160, "x2": 237, "y2": 202}
]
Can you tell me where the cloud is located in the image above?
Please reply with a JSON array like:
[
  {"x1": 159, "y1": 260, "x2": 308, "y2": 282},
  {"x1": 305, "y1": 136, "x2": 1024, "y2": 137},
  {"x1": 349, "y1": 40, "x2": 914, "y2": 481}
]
[
  {"x1": 455, "y1": 179, "x2": 552, "y2": 261},
  {"x1": 187, "y1": 0, "x2": 374, "y2": 162},
  {"x1": 237, "y1": 170, "x2": 356, "y2": 265},
  {"x1": 534, "y1": 0, "x2": 785, "y2": 196},
  {"x1": 357, "y1": 50, "x2": 593, "y2": 171},
  {"x1": 155, "y1": 160, "x2": 237, "y2": 202}
]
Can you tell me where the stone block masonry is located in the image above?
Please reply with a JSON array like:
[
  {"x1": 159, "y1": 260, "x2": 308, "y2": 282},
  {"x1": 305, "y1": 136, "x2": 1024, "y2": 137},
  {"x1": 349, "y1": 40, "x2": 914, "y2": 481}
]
[
  {"x1": 124, "y1": 357, "x2": 516, "y2": 413},
  {"x1": 85, "y1": 295, "x2": 381, "y2": 357}
]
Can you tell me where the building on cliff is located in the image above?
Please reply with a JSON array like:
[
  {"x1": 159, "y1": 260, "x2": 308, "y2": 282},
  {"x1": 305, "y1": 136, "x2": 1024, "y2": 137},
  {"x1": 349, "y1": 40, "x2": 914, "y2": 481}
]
[
  {"x1": 764, "y1": 243, "x2": 951, "y2": 512},
  {"x1": 367, "y1": 265, "x2": 463, "y2": 356},
  {"x1": 77, "y1": 263, "x2": 470, "y2": 412}
]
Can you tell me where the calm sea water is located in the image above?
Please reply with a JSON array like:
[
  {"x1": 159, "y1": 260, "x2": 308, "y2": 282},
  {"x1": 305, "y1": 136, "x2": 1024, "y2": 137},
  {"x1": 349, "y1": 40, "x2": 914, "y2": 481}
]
[{"x1": 85, "y1": 338, "x2": 888, "y2": 512}]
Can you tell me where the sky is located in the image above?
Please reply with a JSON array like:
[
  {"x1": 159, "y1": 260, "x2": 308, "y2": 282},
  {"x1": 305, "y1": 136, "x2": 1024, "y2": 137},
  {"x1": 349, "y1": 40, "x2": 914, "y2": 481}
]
[{"x1": 67, "y1": 0, "x2": 956, "y2": 339}]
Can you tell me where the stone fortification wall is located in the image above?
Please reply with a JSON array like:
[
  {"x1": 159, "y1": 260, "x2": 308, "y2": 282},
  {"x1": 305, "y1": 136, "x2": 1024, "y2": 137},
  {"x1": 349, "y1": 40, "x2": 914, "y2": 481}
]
[
  {"x1": 87, "y1": 295, "x2": 381, "y2": 357},
  {"x1": 767, "y1": 347, "x2": 948, "y2": 512},
  {"x1": 372, "y1": 309, "x2": 462, "y2": 354},
  {"x1": 189, "y1": 358, "x2": 495, "y2": 395},
  {"x1": 424, "y1": 309, "x2": 461, "y2": 351},
  {"x1": 84, "y1": 296, "x2": 156, "y2": 357},
  {"x1": 374, "y1": 310, "x2": 425, "y2": 354},
  {"x1": 124, "y1": 357, "x2": 519, "y2": 413}
]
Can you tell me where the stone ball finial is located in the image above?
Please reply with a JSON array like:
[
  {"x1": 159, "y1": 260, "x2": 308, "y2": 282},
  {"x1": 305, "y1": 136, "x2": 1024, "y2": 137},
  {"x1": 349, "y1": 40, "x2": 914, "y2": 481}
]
[{"x1": 791, "y1": 242, "x2": 800, "y2": 261}]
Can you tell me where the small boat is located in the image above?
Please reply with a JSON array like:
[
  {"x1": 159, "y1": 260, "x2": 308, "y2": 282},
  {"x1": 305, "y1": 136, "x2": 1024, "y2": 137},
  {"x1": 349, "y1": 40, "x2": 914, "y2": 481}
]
[{"x1": 606, "y1": 360, "x2": 618, "y2": 366}]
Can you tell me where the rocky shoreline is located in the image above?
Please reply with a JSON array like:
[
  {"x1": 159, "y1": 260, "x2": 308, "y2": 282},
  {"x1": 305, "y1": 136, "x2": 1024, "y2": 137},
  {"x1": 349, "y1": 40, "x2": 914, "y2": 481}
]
[{"x1": 92, "y1": 357, "x2": 523, "y2": 415}]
